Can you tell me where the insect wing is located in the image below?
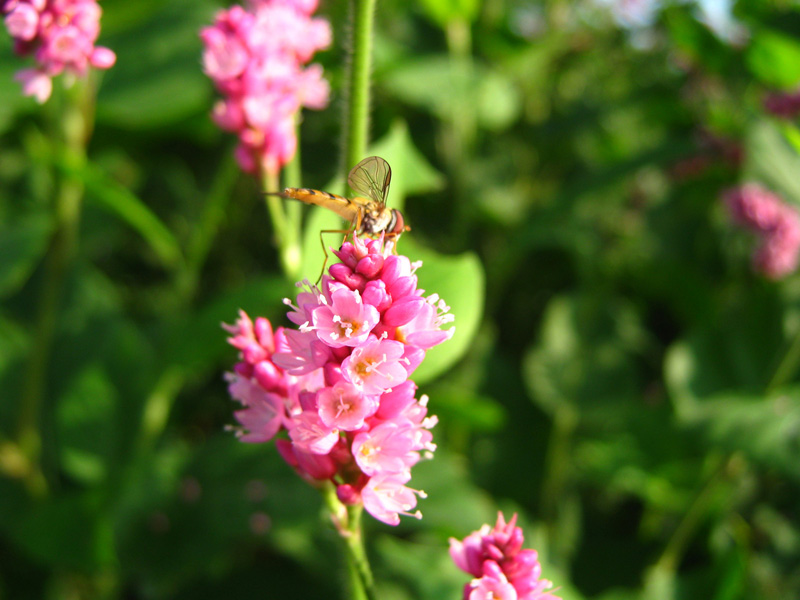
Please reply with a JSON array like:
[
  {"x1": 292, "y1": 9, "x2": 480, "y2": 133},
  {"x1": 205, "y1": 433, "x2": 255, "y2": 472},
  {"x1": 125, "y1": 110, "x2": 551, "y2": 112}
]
[{"x1": 347, "y1": 156, "x2": 391, "y2": 206}]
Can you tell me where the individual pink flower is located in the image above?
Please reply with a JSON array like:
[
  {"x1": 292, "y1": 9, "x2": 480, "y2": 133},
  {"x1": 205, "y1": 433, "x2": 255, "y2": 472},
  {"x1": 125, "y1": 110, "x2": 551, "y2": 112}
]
[
  {"x1": 224, "y1": 236, "x2": 454, "y2": 525},
  {"x1": 2, "y1": 0, "x2": 116, "y2": 103},
  {"x1": 722, "y1": 183, "x2": 800, "y2": 279},
  {"x1": 311, "y1": 287, "x2": 380, "y2": 348},
  {"x1": 341, "y1": 336, "x2": 409, "y2": 394},
  {"x1": 200, "y1": 0, "x2": 330, "y2": 177},
  {"x1": 450, "y1": 513, "x2": 561, "y2": 600},
  {"x1": 361, "y1": 471, "x2": 425, "y2": 527},
  {"x1": 317, "y1": 381, "x2": 379, "y2": 431}
]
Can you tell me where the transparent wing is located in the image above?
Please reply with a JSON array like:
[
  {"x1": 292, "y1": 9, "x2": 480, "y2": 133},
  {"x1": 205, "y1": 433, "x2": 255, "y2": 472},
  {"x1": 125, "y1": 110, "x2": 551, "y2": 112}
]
[{"x1": 347, "y1": 156, "x2": 391, "y2": 206}]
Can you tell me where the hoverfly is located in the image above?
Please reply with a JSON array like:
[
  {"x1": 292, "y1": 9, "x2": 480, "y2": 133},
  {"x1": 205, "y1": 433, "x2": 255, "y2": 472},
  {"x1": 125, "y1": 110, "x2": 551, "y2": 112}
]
[
  {"x1": 278, "y1": 156, "x2": 407, "y2": 240},
  {"x1": 271, "y1": 156, "x2": 409, "y2": 276}
]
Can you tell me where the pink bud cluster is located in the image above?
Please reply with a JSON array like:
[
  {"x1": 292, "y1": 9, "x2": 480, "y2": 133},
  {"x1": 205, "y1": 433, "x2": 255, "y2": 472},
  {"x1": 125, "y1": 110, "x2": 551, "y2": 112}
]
[
  {"x1": 723, "y1": 183, "x2": 800, "y2": 279},
  {"x1": 224, "y1": 237, "x2": 454, "y2": 525},
  {"x1": 450, "y1": 513, "x2": 561, "y2": 600},
  {"x1": 200, "y1": 0, "x2": 331, "y2": 177},
  {"x1": 2, "y1": 0, "x2": 115, "y2": 103}
]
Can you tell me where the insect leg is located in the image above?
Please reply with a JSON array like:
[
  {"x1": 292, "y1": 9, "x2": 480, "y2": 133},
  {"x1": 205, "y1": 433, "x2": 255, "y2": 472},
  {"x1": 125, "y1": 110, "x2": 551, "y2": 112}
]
[{"x1": 317, "y1": 228, "x2": 354, "y2": 283}]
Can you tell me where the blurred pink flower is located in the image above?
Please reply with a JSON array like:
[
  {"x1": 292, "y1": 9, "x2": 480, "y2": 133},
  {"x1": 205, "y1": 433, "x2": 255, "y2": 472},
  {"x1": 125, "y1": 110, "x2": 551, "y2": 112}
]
[
  {"x1": 450, "y1": 513, "x2": 561, "y2": 600},
  {"x1": 764, "y1": 88, "x2": 800, "y2": 120},
  {"x1": 200, "y1": 0, "x2": 330, "y2": 177},
  {"x1": 224, "y1": 237, "x2": 454, "y2": 525},
  {"x1": 723, "y1": 184, "x2": 800, "y2": 279},
  {"x1": 2, "y1": 0, "x2": 116, "y2": 103}
]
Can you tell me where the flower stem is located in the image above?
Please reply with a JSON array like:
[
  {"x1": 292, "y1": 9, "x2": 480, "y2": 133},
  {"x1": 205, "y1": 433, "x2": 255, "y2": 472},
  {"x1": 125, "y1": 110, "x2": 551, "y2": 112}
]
[
  {"x1": 653, "y1": 454, "x2": 738, "y2": 574},
  {"x1": 17, "y1": 80, "x2": 92, "y2": 496},
  {"x1": 766, "y1": 320, "x2": 800, "y2": 392},
  {"x1": 263, "y1": 169, "x2": 301, "y2": 279},
  {"x1": 322, "y1": 485, "x2": 377, "y2": 600},
  {"x1": 342, "y1": 0, "x2": 376, "y2": 184}
]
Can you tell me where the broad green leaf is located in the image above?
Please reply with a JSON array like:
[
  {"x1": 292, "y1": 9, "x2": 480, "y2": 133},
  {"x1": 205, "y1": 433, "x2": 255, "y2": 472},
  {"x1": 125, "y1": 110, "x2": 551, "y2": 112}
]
[
  {"x1": 663, "y1": 286, "x2": 785, "y2": 417},
  {"x1": 369, "y1": 120, "x2": 446, "y2": 203},
  {"x1": 404, "y1": 239, "x2": 484, "y2": 384},
  {"x1": 743, "y1": 119, "x2": 800, "y2": 207},
  {"x1": 522, "y1": 293, "x2": 646, "y2": 417},
  {"x1": 416, "y1": 0, "x2": 480, "y2": 27},
  {"x1": 96, "y1": 0, "x2": 214, "y2": 128},
  {"x1": 56, "y1": 365, "x2": 118, "y2": 484},
  {"x1": 0, "y1": 213, "x2": 53, "y2": 298},
  {"x1": 746, "y1": 29, "x2": 800, "y2": 89},
  {"x1": 680, "y1": 390, "x2": 800, "y2": 481},
  {"x1": 381, "y1": 56, "x2": 522, "y2": 131}
]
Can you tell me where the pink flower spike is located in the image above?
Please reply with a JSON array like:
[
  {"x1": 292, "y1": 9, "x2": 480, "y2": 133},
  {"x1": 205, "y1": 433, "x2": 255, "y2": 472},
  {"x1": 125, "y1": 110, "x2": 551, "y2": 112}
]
[
  {"x1": 312, "y1": 287, "x2": 379, "y2": 348},
  {"x1": 317, "y1": 381, "x2": 378, "y2": 431},
  {"x1": 450, "y1": 513, "x2": 561, "y2": 600},
  {"x1": 224, "y1": 236, "x2": 452, "y2": 524},
  {"x1": 361, "y1": 472, "x2": 424, "y2": 526},
  {"x1": 341, "y1": 336, "x2": 408, "y2": 395}
]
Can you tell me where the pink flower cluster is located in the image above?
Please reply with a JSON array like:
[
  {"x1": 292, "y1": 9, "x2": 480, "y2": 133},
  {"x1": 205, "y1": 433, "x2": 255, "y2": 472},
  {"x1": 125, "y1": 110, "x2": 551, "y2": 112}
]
[
  {"x1": 200, "y1": 0, "x2": 331, "y2": 177},
  {"x1": 2, "y1": 0, "x2": 115, "y2": 103},
  {"x1": 450, "y1": 513, "x2": 561, "y2": 600},
  {"x1": 224, "y1": 237, "x2": 454, "y2": 525},
  {"x1": 723, "y1": 183, "x2": 800, "y2": 279}
]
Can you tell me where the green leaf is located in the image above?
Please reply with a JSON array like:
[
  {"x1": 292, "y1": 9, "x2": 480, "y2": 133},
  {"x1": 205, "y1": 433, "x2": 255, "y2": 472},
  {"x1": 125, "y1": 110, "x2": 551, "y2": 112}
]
[
  {"x1": 746, "y1": 29, "x2": 800, "y2": 89},
  {"x1": 415, "y1": 0, "x2": 480, "y2": 27},
  {"x1": 680, "y1": 390, "x2": 800, "y2": 481},
  {"x1": 369, "y1": 120, "x2": 446, "y2": 204},
  {"x1": 95, "y1": 0, "x2": 214, "y2": 128},
  {"x1": 664, "y1": 287, "x2": 785, "y2": 417},
  {"x1": 381, "y1": 56, "x2": 522, "y2": 131},
  {"x1": 56, "y1": 365, "x2": 118, "y2": 484},
  {"x1": 76, "y1": 160, "x2": 183, "y2": 269},
  {"x1": 404, "y1": 239, "x2": 484, "y2": 384},
  {"x1": 743, "y1": 119, "x2": 800, "y2": 207},
  {"x1": 522, "y1": 293, "x2": 646, "y2": 417},
  {"x1": 0, "y1": 213, "x2": 53, "y2": 298}
]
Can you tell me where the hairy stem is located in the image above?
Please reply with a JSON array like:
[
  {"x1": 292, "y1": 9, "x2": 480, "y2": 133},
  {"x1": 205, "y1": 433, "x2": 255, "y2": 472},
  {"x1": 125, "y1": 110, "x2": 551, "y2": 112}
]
[
  {"x1": 342, "y1": 0, "x2": 376, "y2": 187},
  {"x1": 322, "y1": 485, "x2": 376, "y2": 600}
]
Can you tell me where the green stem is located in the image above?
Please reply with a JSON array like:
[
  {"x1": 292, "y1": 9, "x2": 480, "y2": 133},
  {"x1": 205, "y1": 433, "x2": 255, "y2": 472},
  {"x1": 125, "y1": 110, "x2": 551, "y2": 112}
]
[
  {"x1": 17, "y1": 81, "x2": 92, "y2": 496},
  {"x1": 177, "y1": 152, "x2": 239, "y2": 302},
  {"x1": 766, "y1": 321, "x2": 800, "y2": 392},
  {"x1": 443, "y1": 18, "x2": 475, "y2": 245},
  {"x1": 263, "y1": 169, "x2": 301, "y2": 279},
  {"x1": 654, "y1": 454, "x2": 735, "y2": 573},
  {"x1": 539, "y1": 404, "x2": 578, "y2": 569},
  {"x1": 343, "y1": 0, "x2": 377, "y2": 186},
  {"x1": 322, "y1": 485, "x2": 377, "y2": 600}
]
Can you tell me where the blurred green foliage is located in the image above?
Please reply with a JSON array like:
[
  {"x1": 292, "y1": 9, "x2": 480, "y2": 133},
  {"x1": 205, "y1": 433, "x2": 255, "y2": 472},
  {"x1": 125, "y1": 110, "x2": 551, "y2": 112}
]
[{"x1": 2, "y1": 0, "x2": 800, "y2": 599}]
